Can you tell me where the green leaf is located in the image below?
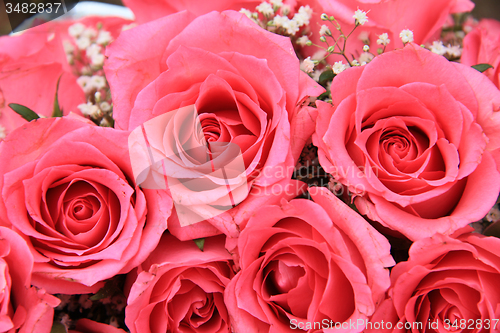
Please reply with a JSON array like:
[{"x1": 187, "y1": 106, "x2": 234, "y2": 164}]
[
  {"x1": 8, "y1": 103, "x2": 40, "y2": 121},
  {"x1": 318, "y1": 69, "x2": 335, "y2": 86},
  {"x1": 50, "y1": 322, "x2": 67, "y2": 333},
  {"x1": 52, "y1": 75, "x2": 63, "y2": 118},
  {"x1": 472, "y1": 63, "x2": 494, "y2": 73},
  {"x1": 194, "y1": 238, "x2": 205, "y2": 252},
  {"x1": 89, "y1": 279, "x2": 118, "y2": 301}
]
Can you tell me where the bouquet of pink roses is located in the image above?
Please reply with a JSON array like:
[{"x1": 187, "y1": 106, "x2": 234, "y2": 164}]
[{"x1": 1, "y1": 0, "x2": 500, "y2": 332}]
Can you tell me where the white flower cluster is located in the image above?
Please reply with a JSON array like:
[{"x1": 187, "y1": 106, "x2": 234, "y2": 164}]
[
  {"x1": 65, "y1": 22, "x2": 113, "y2": 69},
  {"x1": 77, "y1": 75, "x2": 107, "y2": 95},
  {"x1": 300, "y1": 57, "x2": 315, "y2": 73},
  {"x1": 273, "y1": 6, "x2": 312, "y2": 35}
]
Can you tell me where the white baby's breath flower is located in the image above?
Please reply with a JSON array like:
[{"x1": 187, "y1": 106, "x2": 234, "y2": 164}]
[
  {"x1": 78, "y1": 102, "x2": 101, "y2": 118},
  {"x1": 446, "y1": 44, "x2": 461, "y2": 58},
  {"x1": 283, "y1": 18, "x2": 300, "y2": 35},
  {"x1": 82, "y1": 28, "x2": 97, "y2": 39},
  {"x1": 270, "y1": 0, "x2": 283, "y2": 7},
  {"x1": 357, "y1": 31, "x2": 370, "y2": 44},
  {"x1": 280, "y1": 4, "x2": 291, "y2": 15},
  {"x1": 296, "y1": 36, "x2": 310, "y2": 46},
  {"x1": 68, "y1": 23, "x2": 85, "y2": 38},
  {"x1": 77, "y1": 75, "x2": 91, "y2": 92},
  {"x1": 90, "y1": 54, "x2": 105, "y2": 67},
  {"x1": 273, "y1": 15, "x2": 288, "y2": 28},
  {"x1": 96, "y1": 30, "x2": 112, "y2": 45},
  {"x1": 376, "y1": 33, "x2": 390, "y2": 46},
  {"x1": 351, "y1": 59, "x2": 360, "y2": 66},
  {"x1": 0, "y1": 125, "x2": 6, "y2": 140},
  {"x1": 100, "y1": 102, "x2": 112, "y2": 112},
  {"x1": 319, "y1": 25, "x2": 331, "y2": 36},
  {"x1": 293, "y1": 12, "x2": 309, "y2": 27},
  {"x1": 298, "y1": 5, "x2": 313, "y2": 19},
  {"x1": 359, "y1": 52, "x2": 374, "y2": 64},
  {"x1": 239, "y1": 8, "x2": 253, "y2": 18},
  {"x1": 256, "y1": 2, "x2": 274, "y2": 16},
  {"x1": 312, "y1": 69, "x2": 323, "y2": 81},
  {"x1": 90, "y1": 75, "x2": 107, "y2": 90},
  {"x1": 312, "y1": 50, "x2": 327, "y2": 61},
  {"x1": 363, "y1": 45, "x2": 370, "y2": 52},
  {"x1": 353, "y1": 9, "x2": 368, "y2": 25},
  {"x1": 76, "y1": 36, "x2": 91, "y2": 50},
  {"x1": 86, "y1": 43, "x2": 101, "y2": 58},
  {"x1": 332, "y1": 61, "x2": 347, "y2": 74},
  {"x1": 63, "y1": 40, "x2": 75, "y2": 54},
  {"x1": 301, "y1": 57, "x2": 315, "y2": 73},
  {"x1": 399, "y1": 29, "x2": 414, "y2": 43},
  {"x1": 430, "y1": 41, "x2": 446, "y2": 55}
]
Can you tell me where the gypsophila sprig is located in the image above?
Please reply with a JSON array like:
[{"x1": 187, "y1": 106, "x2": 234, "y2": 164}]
[
  {"x1": 377, "y1": 33, "x2": 390, "y2": 46},
  {"x1": 296, "y1": 36, "x2": 311, "y2": 46},
  {"x1": 65, "y1": 22, "x2": 116, "y2": 127},
  {"x1": 430, "y1": 41, "x2": 446, "y2": 55},
  {"x1": 353, "y1": 9, "x2": 368, "y2": 26},
  {"x1": 301, "y1": 57, "x2": 315, "y2": 73},
  {"x1": 400, "y1": 29, "x2": 414, "y2": 44},
  {"x1": 319, "y1": 25, "x2": 331, "y2": 37},
  {"x1": 446, "y1": 44, "x2": 461, "y2": 58},
  {"x1": 332, "y1": 61, "x2": 347, "y2": 74},
  {"x1": 256, "y1": 2, "x2": 274, "y2": 17}
]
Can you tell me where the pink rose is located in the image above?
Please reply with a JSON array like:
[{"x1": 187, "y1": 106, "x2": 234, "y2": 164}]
[
  {"x1": 105, "y1": 11, "x2": 323, "y2": 240},
  {"x1": 68, "y1": 319, "x2": 126, "y2": 333},
  {"x1": 0, "y1": 117, "x2": 172, "y2": 294},
  {"x1": 125, "y1": 234, "x2": 233, "y2": 333},
  {"x1": 304, "y1": 0, "x2": 474, "y2": 63},
  {"x1": 224, "y1": 187, "x2": 394, "y2": 332},
  {"x1": 313, "y1": 43, "x2": 500, "y2": 241},
  {"x1": 368, "y1": 228, "x2": 500, "y2": 332},
  {"x1": 0, "y1": 29, "x2": 85, "y2": 140},
  {"x1": 462, "y1": 19, "x2": 500, "y2": 88},
  {"x1": 121, "y1": 0, "x2": 261, "y2": 23},
  {"x1": 0, "y1": 226, "x2": 59, "y2": 333}
]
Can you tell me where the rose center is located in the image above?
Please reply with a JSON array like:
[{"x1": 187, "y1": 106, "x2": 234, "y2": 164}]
[
  {"x1": 70, "y1": 197, "x2": 98, "y2": 220},
  {"x1": 265, "y1": 260, "x2": 305, "y2": 295},
  {"x1": 199, "y1": 114, "x2": 221, "y2": 143}
]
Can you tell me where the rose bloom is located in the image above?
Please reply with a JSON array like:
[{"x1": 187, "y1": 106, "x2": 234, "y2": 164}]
[
  {"x1": 0, "y1": 117, "x2": 172, "y2": 294},
  {"x1": 224, "y1": 187, "x2": 395, "y2": 332},
  {"x1": 313, "y1": 43, "x2": 500, "y2": 241},
  {"x1": 105, "y1": 10, "x2": 323, "y2": 240},
  {"x1": 125, "y1": 234, "x2": 234, "y2": 333},
  {"x1": 462, "y1": 19, "x2": 500, "y2": 88},
  {"x1": 0, "y1": 28, "x2": 84, "y2": 140},
  {"x1": 367, "y1": 228, "x2": 500, "y2": 333},
  {"x1": 0, "y1": 227, "x2": 60, "y2": 333}
]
